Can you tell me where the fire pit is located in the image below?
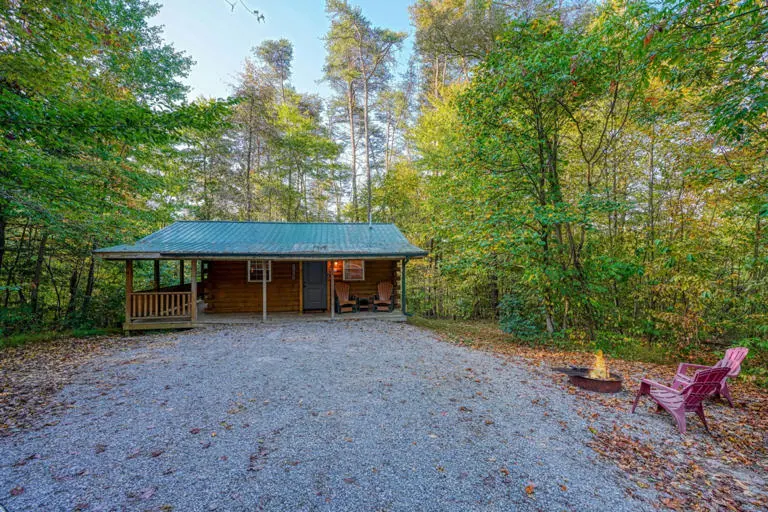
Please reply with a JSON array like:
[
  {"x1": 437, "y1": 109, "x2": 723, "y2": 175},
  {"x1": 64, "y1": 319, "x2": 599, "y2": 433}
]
[{"x1": 555, "y1": 351, "x2": 623, "y2": 393}]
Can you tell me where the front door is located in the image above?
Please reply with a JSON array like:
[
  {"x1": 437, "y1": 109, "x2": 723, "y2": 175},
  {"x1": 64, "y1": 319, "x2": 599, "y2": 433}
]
[{"x1": 303, "y1": 262, "x2": 327, "y2": 311}]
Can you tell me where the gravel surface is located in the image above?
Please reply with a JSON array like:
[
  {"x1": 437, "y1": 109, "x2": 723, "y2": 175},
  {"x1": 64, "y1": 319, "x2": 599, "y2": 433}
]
[{"x1": 1, "y1": 322, "x2": 656, "y2": 511}]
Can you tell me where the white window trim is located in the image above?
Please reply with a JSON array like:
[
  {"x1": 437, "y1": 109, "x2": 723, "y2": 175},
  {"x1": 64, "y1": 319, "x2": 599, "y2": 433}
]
[
  {"x1": 247, "y1": 260, "x2": 272, "y2": 283},
  {"x1": 342, "y1": 260, "x2": 365, "y2": 281}
]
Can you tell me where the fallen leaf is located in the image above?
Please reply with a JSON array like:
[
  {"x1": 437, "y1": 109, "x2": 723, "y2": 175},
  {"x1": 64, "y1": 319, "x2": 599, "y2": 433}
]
[{"x1": 139, "y1": 486, "x2": 156, "y2": 500}]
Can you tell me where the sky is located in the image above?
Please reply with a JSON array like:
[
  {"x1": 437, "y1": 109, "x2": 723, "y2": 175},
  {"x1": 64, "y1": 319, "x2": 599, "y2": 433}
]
[{"x1": 151, "y1": 0, "x2": 416, "y2": 101}]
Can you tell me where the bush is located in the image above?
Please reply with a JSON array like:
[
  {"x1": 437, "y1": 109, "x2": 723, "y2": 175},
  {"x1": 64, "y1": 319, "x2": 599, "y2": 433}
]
[
  {"x1": 734, "y1": 337, "x2": 768, "y2": 387},
  {"x1": 0, "y1": 305, "x2": 38, "y2": 338},
  {"x1": 498, "y1": 294, "x2": 538, "y2": 338}
]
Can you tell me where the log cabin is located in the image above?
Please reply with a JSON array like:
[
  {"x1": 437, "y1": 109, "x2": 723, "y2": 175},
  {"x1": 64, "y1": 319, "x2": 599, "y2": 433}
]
[{"x1": 94, "y1": 221, "x2": 428, "y2": 332}]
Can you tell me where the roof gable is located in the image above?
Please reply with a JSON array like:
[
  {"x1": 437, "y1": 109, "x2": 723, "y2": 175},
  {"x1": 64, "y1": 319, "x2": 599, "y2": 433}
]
[{"x1": 95, "y1": 221, "x2": 427, "y2": 259}]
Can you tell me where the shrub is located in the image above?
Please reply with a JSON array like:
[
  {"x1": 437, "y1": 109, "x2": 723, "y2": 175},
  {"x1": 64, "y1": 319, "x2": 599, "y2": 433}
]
[{"x1": 498, "y1": 294, "x2": 538, "y2": 338}]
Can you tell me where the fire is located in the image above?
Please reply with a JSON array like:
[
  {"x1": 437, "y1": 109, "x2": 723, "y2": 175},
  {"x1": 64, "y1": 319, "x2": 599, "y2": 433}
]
[{"x1": 588, "y1": 350, "x2": 610, "y2": 380}]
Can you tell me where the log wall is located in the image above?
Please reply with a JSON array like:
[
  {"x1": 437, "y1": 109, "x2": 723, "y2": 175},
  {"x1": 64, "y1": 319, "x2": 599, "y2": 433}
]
[
  {"x1": 204, "y1": 260, "x2": 300, "y2": 313},
  {"x1": 203, "y1": 259, "x2": 400, "y2": 314}
]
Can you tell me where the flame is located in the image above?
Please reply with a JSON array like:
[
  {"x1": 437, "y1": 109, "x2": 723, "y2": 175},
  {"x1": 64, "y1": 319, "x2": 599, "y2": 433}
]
[{"x1": 588, "y1": 350, "x2": 610, "y2": 380}]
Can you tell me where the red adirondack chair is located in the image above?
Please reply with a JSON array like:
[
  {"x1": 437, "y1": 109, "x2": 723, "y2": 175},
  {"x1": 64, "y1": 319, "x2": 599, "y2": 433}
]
[
  {"x1": 631, "y1": 366, "x2": 731, "y2": 434},
  {"x1": 334, "y1": 282, "x2": 358, "y2": 314},
  {"x1": 373, "y1": 281, "x2": 394, "y2": 312},
  {"x1": 671, "y1": 347, "x2": 748, "y2": 407}
]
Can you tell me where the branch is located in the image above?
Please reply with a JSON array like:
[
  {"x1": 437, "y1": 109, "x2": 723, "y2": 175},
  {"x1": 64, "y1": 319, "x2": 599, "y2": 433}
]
[{"x1": 679, "y1": 6, "x2": 768, "y2": 30}]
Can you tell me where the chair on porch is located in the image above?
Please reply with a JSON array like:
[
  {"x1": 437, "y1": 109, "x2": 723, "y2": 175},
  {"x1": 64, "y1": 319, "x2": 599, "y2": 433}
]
[
  {"x1": 372, "y1": 281, "x2": 394, "y2": 312},
  {"x1": 671, "y1": 347, "x2": 748, "y2": 407},
  {"x1": 334, "y1": 282, "x2": 358, "y2": 314}
]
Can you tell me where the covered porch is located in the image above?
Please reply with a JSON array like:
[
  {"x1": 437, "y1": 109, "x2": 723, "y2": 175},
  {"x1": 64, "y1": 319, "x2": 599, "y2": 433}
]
[{"x1": 120, "y1": 257, "x2": 411, "y2": 332}]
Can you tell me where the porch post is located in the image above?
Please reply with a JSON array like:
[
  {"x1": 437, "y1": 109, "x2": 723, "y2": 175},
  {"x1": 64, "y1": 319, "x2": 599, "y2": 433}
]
[
  {"x1": 190, "y1": 259, "x2": 198, "y2": 322},
  {"x1": 125, "y1": 259, "x2": 133, "y2": 327},
  {"x1": 298, "y1": 262, "x2": 303, "y2": 315},
  {"x1": 179, "y1": 260, "x2": 184, "y2": 285},
  {"x1": 401, "y1": 257, "x2": 408, "y2": 315},
  {"x1": 153, "y1": 260, "x2": 160, "y2": 290},
  {"x1": 262, "y1": 260, "x2": 268, "y2": 322},
  {"x1": 330, "y1": 260, "x2": 335, "y2": 320}
]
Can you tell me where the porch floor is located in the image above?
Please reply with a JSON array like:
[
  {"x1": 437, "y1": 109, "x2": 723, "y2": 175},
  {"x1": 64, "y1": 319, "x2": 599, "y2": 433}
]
[
  {"x1": 198, "y1": 309, "x2": 407, "y2": 324},
  {"x1": 124, "y1": 303, "x2": 406, "y2": 330}
]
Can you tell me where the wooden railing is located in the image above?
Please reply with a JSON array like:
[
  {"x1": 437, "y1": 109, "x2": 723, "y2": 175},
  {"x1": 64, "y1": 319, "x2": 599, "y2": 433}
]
[{"x1": 129, "y1": 291, "x2": 193, "y2": 320}]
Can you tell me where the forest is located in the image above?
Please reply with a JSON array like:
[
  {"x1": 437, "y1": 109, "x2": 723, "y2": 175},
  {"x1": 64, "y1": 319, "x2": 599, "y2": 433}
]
[{"x1": 1, "y1": 1, "x2": 766, "y2": 379}]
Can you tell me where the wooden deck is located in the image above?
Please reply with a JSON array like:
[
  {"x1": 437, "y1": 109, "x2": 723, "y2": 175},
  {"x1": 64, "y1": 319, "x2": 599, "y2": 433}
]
[
  {"x1": 199, "y1": 310, "x2": 407, "y2": 324},
  {"x1": 123, "y1": 304, "x2": 406, "y2": 331}
]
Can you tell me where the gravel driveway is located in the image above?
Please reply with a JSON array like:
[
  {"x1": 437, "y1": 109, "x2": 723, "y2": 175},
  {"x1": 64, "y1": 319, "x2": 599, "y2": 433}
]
[{"x1": 1, "y1": 321, "x2": 654, "y2": 511}]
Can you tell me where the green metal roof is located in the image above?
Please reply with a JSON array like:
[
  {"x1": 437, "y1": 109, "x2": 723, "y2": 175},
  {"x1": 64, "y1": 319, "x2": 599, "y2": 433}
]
[{"x1": 94, "y1": 221, "x2": 428, "y2": 260}]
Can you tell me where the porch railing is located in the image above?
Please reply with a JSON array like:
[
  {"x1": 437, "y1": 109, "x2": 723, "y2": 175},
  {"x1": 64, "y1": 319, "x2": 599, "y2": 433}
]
[{"x1": 129, "y1": 291, "x2": 193, "y2": 321}]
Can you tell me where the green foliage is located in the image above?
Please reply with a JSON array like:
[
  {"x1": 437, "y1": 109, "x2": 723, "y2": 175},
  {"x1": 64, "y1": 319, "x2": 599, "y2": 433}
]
[
  {"x1": 735, "y1": 337, "x2": 768, "y2": 387},
  {"x1": 401, "y1": 0, "x2": 768, "y2": 365},
  {"x1": 651, "y1": 0, "x2": 768, "y2": 147},
  {"x1": 498, "y1": 295, "x2": 539, "y2": 338},
  {"x1": 0, "y1": 0, "x2": 230, "y2": 334}
]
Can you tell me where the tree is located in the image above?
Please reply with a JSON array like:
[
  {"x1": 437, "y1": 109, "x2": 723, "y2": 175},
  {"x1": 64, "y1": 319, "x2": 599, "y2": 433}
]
[
  {"x1": 255, "y1": 39, "x2": 293, "y2": 103},
  {"x1": 649, "y1": 0, "x2": 768, "y2": 147},
  {"x1": 324, "y1": 0, "x2": 405, "y2": 224},
  {"x1": 0, "y1": 0, "x2": 228, "y2": 332},
  {"x1": 231, "y1": 58, "x2": 278, "y2": 220}
]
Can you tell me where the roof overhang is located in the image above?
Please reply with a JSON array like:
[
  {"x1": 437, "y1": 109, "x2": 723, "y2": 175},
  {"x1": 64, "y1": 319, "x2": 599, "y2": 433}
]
[
  {"x1": 94, "y1": 221, "x2": 429, "y2": 261},
  {"x1": 95, "y1": 252, "x2": 427, "y2": 261}
]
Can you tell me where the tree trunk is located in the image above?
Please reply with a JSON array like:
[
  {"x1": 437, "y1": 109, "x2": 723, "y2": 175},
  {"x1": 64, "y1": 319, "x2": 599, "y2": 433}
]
[
  {"x1": 245, "y1": 94, "x2": 256, "y2": 221},
  {"x1": 45, "y1": 255, "x2": 62, "y2": 320},
  {"x1": 385, "y1": 108, "x2": 393, "y2": 174},
  {"x1": 31, "y1": 231, "x2": 48, "y2": 316},
  {"x1": 347, "y1": 80, "x2": 358, "y2": 222},
  {"x1": 488, "y1": 267, "x2": 499, "y2": 319},
  {"x1": 363, "y1": 78, "x2": 372, "y2": 225},
  {"x1": 0, "y1": 207, "x2": 6, "y2": 274},
  {"x1": 647, "y1": 125, "x2": 656, "y2": 258},
  {"x1": 80, "y1": 253, "x2": 96, "y2": 320},
  {"x1": 256, "y1": 136, "x2": 262, "y2": 219},
  {"x1": 4, "y1": 222, "x2": 28, "y2": 307},
  {"x1": 754, "y1": 208, "x2": 761, "y2": 262},
  {"x1": 66, "y1": 266, "x2": 80, "y2": 319},
  {"x1": 201, "y1": 144, "x2": 210, "y2": 220}
]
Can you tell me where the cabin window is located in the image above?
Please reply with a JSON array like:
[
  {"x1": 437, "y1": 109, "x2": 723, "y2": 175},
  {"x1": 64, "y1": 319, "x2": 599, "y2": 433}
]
[
  {"x1": 247, "y1": 260, "x2": 272, "y2": 282},
  {"x1": 343, "y1": 260, "x2": 365, "y2": 281}
]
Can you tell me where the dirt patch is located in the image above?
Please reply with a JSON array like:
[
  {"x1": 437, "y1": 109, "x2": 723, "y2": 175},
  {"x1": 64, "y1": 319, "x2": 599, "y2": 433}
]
[{"x1": 0, "y1": 332, "x2": 174, "y2": 435}]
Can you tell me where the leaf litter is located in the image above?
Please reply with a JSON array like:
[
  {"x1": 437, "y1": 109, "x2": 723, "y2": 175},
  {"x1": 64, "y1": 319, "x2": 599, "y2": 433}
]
[{"x1": 429, "y1": 322, "x2": 768, "y2": 511}]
